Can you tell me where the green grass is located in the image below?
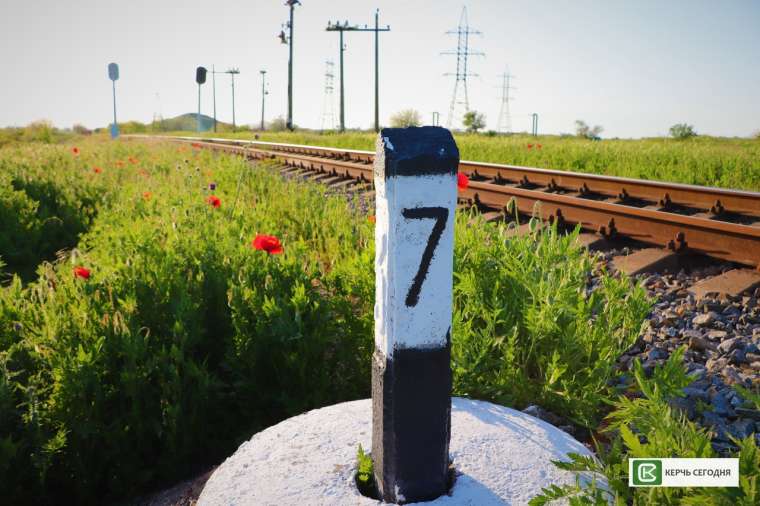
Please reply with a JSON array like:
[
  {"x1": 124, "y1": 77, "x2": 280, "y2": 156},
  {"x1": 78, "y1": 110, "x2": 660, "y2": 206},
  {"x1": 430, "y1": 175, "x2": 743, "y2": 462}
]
[
  {"x1": 182, "y1": 129, "x2": 760, "y2": 192},
  {"x1": 2, "y1": 136, "x2": 650, "y2": 503},
  {"x1": 531, "y1": 349, "x2": 760, "y2": 506}
]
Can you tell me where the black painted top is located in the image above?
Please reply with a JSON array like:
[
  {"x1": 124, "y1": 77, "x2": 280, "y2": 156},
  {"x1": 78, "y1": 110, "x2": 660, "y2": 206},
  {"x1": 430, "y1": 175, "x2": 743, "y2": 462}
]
[{"x1": 375, "y1": 127, "x2": 460, "y2": 179}]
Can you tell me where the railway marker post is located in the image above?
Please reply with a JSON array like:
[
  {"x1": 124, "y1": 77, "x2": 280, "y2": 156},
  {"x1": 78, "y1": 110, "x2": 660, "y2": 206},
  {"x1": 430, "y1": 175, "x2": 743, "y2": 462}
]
[
  {"x1": 372, "y1": 127, "x2": 458, "y2": 504},
  {"x1": 107, "y1": 63, "x2": 119, "y2": 139}
]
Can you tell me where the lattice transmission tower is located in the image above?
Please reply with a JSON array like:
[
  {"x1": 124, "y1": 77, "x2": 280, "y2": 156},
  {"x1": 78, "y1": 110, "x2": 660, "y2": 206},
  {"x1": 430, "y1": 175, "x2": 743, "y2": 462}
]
[
  {"x1": 442, "y1": 6, "x2": 483, "y2": 129},
  {"x1": 320, "y1": 60, "x2": 337, "y2": 131},
  {"x1": 496, "y1": 70, "x2": 516, "y2": 134},
  {"x1": 152, "y1": 92, "x2": 164, "y2": 131}
]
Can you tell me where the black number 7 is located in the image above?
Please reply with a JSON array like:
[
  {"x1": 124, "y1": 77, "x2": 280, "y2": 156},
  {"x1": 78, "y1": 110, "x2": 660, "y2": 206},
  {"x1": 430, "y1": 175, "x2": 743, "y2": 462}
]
[{"x1": 402, "y1": 206, "x2": 449, "y2": 307}]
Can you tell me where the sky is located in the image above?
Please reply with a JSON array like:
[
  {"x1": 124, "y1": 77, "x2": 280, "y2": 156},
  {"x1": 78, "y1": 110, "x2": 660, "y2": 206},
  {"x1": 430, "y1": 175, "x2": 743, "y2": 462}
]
[{"x1": 1, "y1": 0, "x2": 759, "y2": 138}]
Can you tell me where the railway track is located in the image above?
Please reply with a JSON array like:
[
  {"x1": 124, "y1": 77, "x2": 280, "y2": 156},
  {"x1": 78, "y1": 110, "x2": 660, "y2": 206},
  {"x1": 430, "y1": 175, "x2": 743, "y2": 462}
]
[
  {"x1": 132, "y1": 134, "x2": 760, "y2": 298},
  {"x1": 129, "y1": 134, "x2": 760, "y2": 454}
]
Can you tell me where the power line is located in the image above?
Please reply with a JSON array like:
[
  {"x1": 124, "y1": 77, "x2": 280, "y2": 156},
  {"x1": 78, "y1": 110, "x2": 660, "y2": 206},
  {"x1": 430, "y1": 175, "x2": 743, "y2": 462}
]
[
  {"x1": 260, "y1": 70, "x2": 268, "y2": 130},
  {"x1": 320, "y1": 60, "x2": 337, "y2": 131},
  {"x1": 280, "y1": 0, "x2": 301, "y2": 131},
  {"x1": 496, "y1": 70, "x2": 516, "y2": 134},
  {"x1": 152, "y1": 92, "x2": 164, "y2": 132},
  {"x1": 326, "y1": 11, "x2": 390, "y2": 132},
  {"x1": 442, "y1": 6, "x2": 483, "y2": 130},
  {"x1": 224, "y1": 68, "x2": 240, "y2": 131}
]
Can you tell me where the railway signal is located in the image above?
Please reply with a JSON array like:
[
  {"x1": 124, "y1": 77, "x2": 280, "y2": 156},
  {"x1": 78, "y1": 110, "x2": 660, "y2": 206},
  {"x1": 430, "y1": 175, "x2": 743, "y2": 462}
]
[
  {"x1": 107, "y1": 63, "x2": 119, "y2": 139},
  {"x1": 372, "y1": 126, "x2": 459, "y2": 503},
  {"x1": 196, "y1": 66, "x2": 207, "y2": 133}
]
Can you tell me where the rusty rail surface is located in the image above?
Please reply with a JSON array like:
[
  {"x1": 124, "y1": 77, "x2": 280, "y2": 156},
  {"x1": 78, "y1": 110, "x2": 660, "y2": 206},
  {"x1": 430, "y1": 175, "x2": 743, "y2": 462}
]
[{"x1": 133, "y1": 135, "x2": 760, "y2": 269}]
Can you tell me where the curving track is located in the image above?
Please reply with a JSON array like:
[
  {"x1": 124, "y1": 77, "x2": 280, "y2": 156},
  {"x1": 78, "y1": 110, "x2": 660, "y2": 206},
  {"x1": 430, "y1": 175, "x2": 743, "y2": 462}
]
[{"x1": 129, "y1": 134, "x2": 760, "y2": 296}]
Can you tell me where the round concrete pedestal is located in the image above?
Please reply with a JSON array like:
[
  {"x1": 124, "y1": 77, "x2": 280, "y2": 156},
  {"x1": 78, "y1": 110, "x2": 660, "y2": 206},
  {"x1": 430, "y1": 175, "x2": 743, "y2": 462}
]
[{"x1": 198, "y1": 398, "x2": 601, "y2": 505}]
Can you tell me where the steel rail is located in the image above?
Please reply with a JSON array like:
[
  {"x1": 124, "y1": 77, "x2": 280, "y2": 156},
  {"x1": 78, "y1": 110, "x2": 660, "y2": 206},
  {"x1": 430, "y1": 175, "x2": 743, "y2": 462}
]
[
  {"x1": 164, "y1": 135, "x2": 760, "y2": 217},
  {"x1": 129, "y1": 135, "x2": 760, "y2": 268}
]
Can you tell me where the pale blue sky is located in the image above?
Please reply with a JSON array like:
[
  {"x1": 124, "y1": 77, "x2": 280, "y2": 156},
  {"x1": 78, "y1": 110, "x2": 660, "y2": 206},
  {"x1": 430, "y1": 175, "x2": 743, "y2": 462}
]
[{"x1": 1, "y1": 0, "x2": 758, "y2": 137}]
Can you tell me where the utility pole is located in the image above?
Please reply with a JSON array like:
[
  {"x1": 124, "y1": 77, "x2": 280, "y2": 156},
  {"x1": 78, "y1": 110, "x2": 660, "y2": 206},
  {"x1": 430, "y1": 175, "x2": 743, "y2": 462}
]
[
  {"x1": 326, "y1": 12, "x2": 390, "y2": 132},
  {"x1": 212, "y1": 65, "x2": 217, "y2": 132},
  {"x1": 225, "y1": 68, "x2": 240, "y2": 131},
  {"x1": 152, "y1": 92, "x2": 164, "y2": 132},
  {"x1": 260, "y1": 70, "x2": 268, "y2": 130},
  {"x1": 496, "y1": 70, "x2": 516, "y2": 134},
  {"x1": 372, "y1": 9, "x2": 390, "y2": 132},
  {"x1": 442, "y1": 7, "x2": 483, "y2": 130},
  {"x1": 280, "y1": 0, "x2": 301, "y2": 131},
  {"x1": 320, "y1": 60, "x2": 337, "y2": 131},
  {"x1": 326, "y1": 21, "x2": 350, "y2": 132}
]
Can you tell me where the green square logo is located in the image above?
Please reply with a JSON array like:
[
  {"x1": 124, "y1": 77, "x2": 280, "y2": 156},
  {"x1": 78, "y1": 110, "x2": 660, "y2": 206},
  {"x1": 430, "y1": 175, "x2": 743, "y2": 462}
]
[{"x1": 631, "y1": 459, "x2": 662, "y2": 486}]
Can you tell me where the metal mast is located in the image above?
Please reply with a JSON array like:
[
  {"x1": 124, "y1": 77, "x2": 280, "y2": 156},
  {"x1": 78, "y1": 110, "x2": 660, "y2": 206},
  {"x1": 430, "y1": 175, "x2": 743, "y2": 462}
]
[
  {"x1": 212, "y1": 65, "x2": 217, "y2": 132},
  {"x1": 320, "y1": 60, "x2": 337, "y2": 131},
  {"x1": 260, "y1": 70, "x2": 268, "y2": 130},
  {"x1": 225, "y1": 68, "x2": 240, "y2": 131},
  {"x1": 496, "y1": 70, "x2": 516, "y2": 134},
  {"x1": 442, "y1": 7, "x2": 483, "y2": 130},
  {"x1": 281, "y1": 0, "x2": 301, "y2": 131},
  {"x1": 326, "y1": 12, "x2": 390, "y2": 132}
]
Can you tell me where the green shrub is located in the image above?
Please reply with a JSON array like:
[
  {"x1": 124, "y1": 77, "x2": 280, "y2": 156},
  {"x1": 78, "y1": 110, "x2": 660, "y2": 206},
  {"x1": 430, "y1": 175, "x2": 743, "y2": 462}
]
[
  {"x1": 531, "y1": 348, "x2": 760, "y2": 505},
  {"x1": 452, "y1": 214, "x2": 650, "y2": 427},
  {"x1": 0, "y1": 138, "x2": 651, "y2": 503},
  {"x1": 670, "y1": 123, "x2": 697, "y2": 140}
]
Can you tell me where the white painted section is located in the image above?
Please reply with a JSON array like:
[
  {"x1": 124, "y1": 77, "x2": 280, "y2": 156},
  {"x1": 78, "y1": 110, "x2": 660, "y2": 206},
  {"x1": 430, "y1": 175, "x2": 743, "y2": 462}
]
[
  {"x1": 374, "y1": 173, "x2": 456, "y2": 356},
  {"x1": 197, "y1": 398, "x2": 605, "y2": 506}
]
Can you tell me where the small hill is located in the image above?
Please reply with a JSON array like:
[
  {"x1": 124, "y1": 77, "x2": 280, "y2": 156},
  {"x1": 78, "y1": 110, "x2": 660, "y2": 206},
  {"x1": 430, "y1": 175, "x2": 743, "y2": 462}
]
[{"x1": 156, "y1": 113, "x2": 232, "y2": 132}]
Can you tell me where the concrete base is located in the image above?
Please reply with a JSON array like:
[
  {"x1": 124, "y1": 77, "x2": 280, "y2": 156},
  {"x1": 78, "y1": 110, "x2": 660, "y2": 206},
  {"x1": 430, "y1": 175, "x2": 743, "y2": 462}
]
[{"x1": 198, "y1": 398, "x2": 601, "y2": 505}]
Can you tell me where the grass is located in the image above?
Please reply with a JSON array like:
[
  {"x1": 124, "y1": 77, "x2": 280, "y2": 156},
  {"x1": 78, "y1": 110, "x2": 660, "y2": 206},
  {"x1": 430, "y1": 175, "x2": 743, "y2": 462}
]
[
  {"x1": 1, "y1": 134, "x2": 755, "y2": 505},
  {"x1": 531, "y1": 349, "x2": 760, "y2": 505},
  {"x1": 181, "y1": 129, "x2": 760, "y2": 192}
]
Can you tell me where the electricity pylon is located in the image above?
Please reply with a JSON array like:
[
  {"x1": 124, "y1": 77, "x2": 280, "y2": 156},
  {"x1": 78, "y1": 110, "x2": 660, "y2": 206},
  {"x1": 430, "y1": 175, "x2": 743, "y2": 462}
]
[
  {"x1": 320, "y1": 60, "x2": 337, "y2": 131},
  {"x1": 496, "y1": 70, "x2": 516, "y2": 134},
  {"x1": 442, "y1": 6, "x2": 483, "y2": 130}
]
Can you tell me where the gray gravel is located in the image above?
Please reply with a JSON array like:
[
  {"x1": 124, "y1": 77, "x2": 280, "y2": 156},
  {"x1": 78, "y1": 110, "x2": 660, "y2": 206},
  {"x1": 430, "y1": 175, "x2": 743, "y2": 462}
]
[{"x1": 605, "y1": 250, "x2": 760, "y2": 454}]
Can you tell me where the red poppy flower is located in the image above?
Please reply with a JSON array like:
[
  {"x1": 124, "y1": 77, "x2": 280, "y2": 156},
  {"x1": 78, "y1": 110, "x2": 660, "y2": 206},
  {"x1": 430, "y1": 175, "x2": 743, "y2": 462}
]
[
  {"x1": 73, "y1": 266, "x2": 90, "y2": 279},
  {"x1": 128, "y1": 156, "x2": 139, "y2": 164},
  {"x1": 527, "y1": 143, "x2": 533, "y2": 149},
  {"x1": 368, "y1": 215, "x2": 376, "y2": 224},
  {"x1": 536, "y1": 143, "x2": 542, "y2": 149},
  {"x1": 116, "y1": 160, "x2": 125, "y2": 167},
  {"x1": 191, "y1": 142, "x2": 202, "y2": 149},
  {"x1": 93, "y1": 167, "x2": 102, "y2": 174},
  {"x1": 252, "y1": 234, "x2": 284, "y2": 254},
  {"x1": 143, "y1": 192, "x2": 152, "y2": 200},
  {"x1": 72, "y1": 147, "x2": 80, "y2": 155},
  {"x1": 457, "y1": 172, "x2": 469, "y2": 192},
  {"x1": 207, "y1": 195, "x2": 221, "y2": 208}
]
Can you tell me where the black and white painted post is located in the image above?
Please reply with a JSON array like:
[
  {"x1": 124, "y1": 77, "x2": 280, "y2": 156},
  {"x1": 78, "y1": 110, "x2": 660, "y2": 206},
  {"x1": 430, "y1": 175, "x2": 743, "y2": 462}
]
[{"x1": 372, "y1": 127, "x2": 459, "y2": 504}]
